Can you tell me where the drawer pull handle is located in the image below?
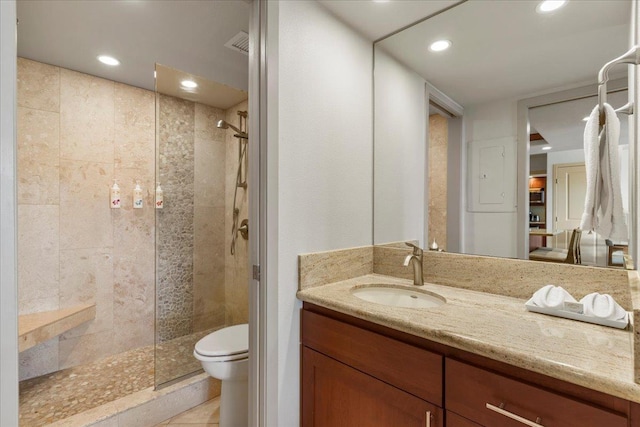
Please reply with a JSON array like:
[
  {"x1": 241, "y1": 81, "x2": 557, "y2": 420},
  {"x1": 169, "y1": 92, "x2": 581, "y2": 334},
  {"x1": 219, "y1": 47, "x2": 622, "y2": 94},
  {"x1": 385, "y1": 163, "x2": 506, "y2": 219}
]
[
  {"x1": 486, "y1": 402, "x2": 543, "y2": 427},
  {"x1": 425, "y1": 410, "x2": 431, "y2": 427}
]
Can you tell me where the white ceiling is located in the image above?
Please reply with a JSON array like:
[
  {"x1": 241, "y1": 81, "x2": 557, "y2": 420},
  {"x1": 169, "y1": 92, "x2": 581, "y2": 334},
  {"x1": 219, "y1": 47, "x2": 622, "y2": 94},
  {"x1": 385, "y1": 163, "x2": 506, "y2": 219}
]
[
  {"x1": 529, "y1": 90, "x2": 629, "y2": 156},
  {"x1": 318, "y1": 0, "x2": 460, "y2": 41},
  {"x1": 376, "y1": 0, "x2": 630, "y2": 106},
  {"x1": 17, "y1": 0, "x2": 250, "y2": 92}
]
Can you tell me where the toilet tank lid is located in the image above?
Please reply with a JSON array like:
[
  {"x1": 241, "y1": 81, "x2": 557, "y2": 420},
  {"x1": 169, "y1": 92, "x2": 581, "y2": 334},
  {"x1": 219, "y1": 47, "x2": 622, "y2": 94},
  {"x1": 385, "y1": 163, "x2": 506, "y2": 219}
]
[{"x1": 195, "y1": 324, "x2": 248, "y2": 357}]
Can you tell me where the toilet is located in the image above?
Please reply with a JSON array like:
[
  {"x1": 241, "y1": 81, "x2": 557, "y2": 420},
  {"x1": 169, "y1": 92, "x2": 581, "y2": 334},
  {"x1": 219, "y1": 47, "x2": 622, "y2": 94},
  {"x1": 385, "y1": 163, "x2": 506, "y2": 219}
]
[{"x1": 194, "y1": 324, "x2": 249, "y2": 427}]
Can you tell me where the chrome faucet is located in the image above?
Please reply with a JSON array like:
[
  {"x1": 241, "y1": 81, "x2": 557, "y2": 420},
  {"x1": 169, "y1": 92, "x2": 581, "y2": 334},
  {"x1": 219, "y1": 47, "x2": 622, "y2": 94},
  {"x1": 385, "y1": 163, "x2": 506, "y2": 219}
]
[{"x1": 403, "y1": 242, "x2": 424, "y2": 286}]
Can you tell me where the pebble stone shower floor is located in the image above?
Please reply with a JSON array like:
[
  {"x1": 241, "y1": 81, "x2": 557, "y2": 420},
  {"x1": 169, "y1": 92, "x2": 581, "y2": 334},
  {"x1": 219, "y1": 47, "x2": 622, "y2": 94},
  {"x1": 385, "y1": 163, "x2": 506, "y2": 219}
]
[{"x1": 19, "y1": 329, "x2": 212, "y2": 426}]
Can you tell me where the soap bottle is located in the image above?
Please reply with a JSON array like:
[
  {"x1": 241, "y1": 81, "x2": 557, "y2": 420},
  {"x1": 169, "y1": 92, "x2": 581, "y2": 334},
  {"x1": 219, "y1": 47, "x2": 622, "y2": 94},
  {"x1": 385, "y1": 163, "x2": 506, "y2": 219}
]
[
  {"x1": 110, "y1": 180, "x2": 121, "y2": 209},
  {"x1": 133, "y1": 181, "x2": 143, "y2": 209},
  {"x1": 155, "y1": 183, "x2": 163, "y2": 209}
]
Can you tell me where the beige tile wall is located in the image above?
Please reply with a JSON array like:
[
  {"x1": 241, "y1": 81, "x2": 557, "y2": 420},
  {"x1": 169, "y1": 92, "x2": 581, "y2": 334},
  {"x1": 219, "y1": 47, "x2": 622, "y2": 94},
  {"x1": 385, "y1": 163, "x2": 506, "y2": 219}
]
[
  {"x1": 224, "y1": 100, "x2": 249, "y2": 326},
  {"x1": 17, "y1": 58, "x2": 155, "y2": 379},
  {"x1": 193, "y1": 103, "x2": 227, "y2": 332},
  {"x1": 428, "y1": 114, "x2": 447, "y2": 251},
  {"x1": 18, "y1": 58, "x2": 248, "y2": 381}
]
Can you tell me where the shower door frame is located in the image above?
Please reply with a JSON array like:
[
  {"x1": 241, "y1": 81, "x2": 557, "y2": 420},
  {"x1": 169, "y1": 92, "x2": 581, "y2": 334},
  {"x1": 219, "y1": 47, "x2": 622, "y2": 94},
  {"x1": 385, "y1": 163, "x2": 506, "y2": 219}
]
[
  {"x1": 0, "y1": 0, "x2": 18, "y2": 425},
  {"x1": 248, "y1": 0, "x2": 276, "y2": 426}
]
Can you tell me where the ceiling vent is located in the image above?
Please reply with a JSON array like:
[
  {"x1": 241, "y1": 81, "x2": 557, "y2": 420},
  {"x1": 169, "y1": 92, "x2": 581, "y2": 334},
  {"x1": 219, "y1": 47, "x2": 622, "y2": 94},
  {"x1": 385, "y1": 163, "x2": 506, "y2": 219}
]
[{"x1": 225, "y1": 31, "x2": 249, "y2": 55}]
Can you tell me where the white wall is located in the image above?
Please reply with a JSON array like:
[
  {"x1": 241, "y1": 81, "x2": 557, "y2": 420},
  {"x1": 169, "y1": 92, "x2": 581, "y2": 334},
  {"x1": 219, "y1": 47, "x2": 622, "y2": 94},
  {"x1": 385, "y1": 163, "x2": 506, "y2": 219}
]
[
  {"x1": 270, "y1": 1, "x2": 373, "y2": 425},
  {"x1": 0, "y1": 0, "x2": 19, "y2": 424},
  {"x1": 373, "y1": 48, "x2": 426, "y2": 246},
  {"x1": 463, "y1": 98, "x2": 519, "y2": 258}
]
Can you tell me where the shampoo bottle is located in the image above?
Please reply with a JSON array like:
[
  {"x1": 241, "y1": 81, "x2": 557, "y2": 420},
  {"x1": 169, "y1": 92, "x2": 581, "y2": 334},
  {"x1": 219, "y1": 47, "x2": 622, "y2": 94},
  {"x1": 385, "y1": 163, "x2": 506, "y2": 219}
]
[
  {"x1": 110, "y1": 180, "x2": 121, "y2": 209},
  {"x1": 133, "y1": 181, "x2": 143, "y2": 209},
  {"x1": 155, "y1": 183, "x2": 163, "y2": 209}
]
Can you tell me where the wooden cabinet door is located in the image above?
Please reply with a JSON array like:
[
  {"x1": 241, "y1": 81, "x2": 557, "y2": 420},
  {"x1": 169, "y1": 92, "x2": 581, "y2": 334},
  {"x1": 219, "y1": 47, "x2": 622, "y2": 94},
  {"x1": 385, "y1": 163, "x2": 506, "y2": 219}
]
[
  {"x1": 446, "y1": 412, "x2": 482, "y2": 427},
  {"x1": 302, "y1": 346, "x2": 442, "y2": 427}
]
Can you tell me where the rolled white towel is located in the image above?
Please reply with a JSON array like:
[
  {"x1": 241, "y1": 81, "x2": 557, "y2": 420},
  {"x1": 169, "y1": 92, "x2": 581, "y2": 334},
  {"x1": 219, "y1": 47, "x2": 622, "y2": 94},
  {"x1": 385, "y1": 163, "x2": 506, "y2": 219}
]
[
  {"x1": 531, "y1": 285, "x2": 577, "y2": 309},
  {"x1": 580, "y1": 293, "x2": 627, "y2": 321}
]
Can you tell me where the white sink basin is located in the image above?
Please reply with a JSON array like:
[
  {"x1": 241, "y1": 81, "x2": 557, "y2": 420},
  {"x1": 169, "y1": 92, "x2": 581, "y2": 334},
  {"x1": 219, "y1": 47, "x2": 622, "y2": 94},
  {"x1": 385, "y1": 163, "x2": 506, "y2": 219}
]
[{"x1": 351, "y1": 285, "x2": 446, "y2": 309}]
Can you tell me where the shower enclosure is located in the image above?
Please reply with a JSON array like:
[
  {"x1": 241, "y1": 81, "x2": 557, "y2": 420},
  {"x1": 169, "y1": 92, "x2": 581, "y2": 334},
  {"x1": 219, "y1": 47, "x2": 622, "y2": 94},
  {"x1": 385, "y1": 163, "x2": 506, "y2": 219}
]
[{"x1": 154, "y1": 64, "x2": 250, "y2": 387}]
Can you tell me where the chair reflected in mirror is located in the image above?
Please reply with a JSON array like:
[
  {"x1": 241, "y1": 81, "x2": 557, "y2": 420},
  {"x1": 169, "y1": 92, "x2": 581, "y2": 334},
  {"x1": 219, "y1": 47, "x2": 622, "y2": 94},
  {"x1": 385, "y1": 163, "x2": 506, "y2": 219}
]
[
  {"x1": 605, "y1": 239, "x2": 628, "y2": 267},
  {"x1": 529, "y1": 228, "x2": 582, "y2": 265}
]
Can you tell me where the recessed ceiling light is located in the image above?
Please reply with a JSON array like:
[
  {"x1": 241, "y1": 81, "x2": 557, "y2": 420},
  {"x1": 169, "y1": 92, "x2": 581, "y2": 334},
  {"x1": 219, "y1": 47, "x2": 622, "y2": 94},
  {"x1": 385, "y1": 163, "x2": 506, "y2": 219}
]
[
  {"x1": 180, "y1": 80, "x2": 198, "y2": 89},
  {"x1": 97, "y1": 55, "x2": 120, "y2": 66},
  {"x1": 542, "y1": 146, "x2": 552, "y2": 151},
  {"x1": 429, "y1": 40, "x2": 451, "y2": 52},
  {"x1": 582, "y1": 116, "x2": 590, "y2": 121},
  {"x1": 536, "y1": 0, "x2": 567, "y2": 14}
]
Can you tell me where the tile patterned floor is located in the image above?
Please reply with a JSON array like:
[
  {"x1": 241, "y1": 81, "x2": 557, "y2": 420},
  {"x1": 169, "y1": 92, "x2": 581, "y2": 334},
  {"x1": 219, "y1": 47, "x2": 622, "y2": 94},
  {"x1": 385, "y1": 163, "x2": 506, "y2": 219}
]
[
  {"x1": 19, "y1": 328, "x2": 219, "y2": 426},
  {"x1": 155, "y1": 398, "x2": 220, "y2": 426},
  {"x1": 19, "y1": 346, "x2": 154, "y2": 426},
  {"x1": 155, "y1": 328, "x2": 215, "y2": 386}
]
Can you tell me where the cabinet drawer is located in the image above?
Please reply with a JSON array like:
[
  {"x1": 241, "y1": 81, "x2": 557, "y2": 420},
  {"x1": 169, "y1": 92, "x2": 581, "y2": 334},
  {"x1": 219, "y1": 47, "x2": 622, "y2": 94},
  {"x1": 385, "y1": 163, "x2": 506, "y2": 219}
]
[
  {"x1": 302, "y1": 310, "x2": 443, "y2": 405},
  {"x1": 445, "y1": 359, "x2": 627, "y2": 427},
  {"x1": 446, "y1": 412, "x2": 482, "y2": 427}
]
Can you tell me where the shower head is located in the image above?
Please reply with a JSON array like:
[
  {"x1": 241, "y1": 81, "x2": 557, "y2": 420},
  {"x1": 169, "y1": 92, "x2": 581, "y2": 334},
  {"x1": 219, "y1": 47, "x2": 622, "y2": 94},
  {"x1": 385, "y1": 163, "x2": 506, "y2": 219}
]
[
  {"x1": 216, "y1": 120, "x2": 240, "y2": 133},
  {"x1": 216, "y1": 119, "x2": 248, "y2": 139}
]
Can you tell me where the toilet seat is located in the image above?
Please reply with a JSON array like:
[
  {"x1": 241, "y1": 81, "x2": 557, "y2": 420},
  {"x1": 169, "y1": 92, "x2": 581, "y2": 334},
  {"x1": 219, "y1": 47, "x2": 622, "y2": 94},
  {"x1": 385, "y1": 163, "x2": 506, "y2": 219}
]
[{"x1": 194, "y1": 324, "x2": 248, "y2": 362}]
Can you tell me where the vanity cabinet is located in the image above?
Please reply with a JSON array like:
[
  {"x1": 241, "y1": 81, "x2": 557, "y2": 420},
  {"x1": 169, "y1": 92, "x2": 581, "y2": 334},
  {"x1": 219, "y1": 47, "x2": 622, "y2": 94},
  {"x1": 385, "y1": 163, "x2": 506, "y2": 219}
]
[
  {"x1": 446, "y1": 412, "x2": 481, "y2": 427},
  {"x1": 303, "y1": 347, "x2": 440, "y2": 426},
  {"x1": 301, "y1": 303, "x2": 638, "y2": 427},
  {"x1": 446, "y1": 358, "x2": 627, "y2": 427},
  {"x1": 302, "y1": 307, "x2": 443, "y2": 426}
]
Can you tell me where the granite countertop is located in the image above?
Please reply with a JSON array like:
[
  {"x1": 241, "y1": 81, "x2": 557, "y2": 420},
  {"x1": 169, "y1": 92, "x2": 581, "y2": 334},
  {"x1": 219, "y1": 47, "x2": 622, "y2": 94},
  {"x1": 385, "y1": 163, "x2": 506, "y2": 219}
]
[{"x1": 297, "y1": 273, "x2": 640, "y2": 403}]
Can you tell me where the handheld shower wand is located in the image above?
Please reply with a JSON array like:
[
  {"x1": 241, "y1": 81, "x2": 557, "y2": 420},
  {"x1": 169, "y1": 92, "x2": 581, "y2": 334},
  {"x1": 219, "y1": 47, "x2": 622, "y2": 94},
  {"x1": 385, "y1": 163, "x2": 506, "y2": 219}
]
[{"x1": 217, "y1": 119, "x2": 248, "y2": 139}]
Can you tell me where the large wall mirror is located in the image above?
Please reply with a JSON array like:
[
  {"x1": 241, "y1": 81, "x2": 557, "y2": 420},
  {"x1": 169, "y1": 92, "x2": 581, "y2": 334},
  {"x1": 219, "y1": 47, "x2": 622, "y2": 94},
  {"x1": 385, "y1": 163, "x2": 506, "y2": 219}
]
[{"x1": 373, "y1": 0, "x2": 635, "y2": 269}]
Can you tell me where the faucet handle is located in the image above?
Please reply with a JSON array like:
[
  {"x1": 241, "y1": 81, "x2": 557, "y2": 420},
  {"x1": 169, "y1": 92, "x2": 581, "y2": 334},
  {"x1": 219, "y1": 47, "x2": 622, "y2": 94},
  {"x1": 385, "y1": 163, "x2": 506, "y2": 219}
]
[{"x1": 405, "y1": 242, "x2": 423, "y2": 256}]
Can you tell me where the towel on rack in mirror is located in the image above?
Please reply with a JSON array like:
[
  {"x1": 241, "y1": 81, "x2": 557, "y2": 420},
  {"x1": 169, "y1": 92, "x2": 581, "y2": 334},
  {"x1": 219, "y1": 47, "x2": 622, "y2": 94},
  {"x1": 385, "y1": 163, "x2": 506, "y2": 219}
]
[{"x1": 579, "y1": 103, "x2": 628, "y2": 241}]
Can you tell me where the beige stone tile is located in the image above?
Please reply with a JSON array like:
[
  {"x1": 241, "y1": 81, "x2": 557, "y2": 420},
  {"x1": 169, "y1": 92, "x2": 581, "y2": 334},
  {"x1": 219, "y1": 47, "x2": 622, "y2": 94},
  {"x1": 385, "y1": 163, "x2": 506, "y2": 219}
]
[
  {"x1": 226, "y1": 249, "x2": 249, "y2": 325},
  {"x1": 18, "y1": 295, "x2": 60, "y2": 317},
  {"x1": 167, "y1": 424, "x2": 217, "y2": 427},
  {"x1": 195, "y1": 103, "x2": 226, "y2": 142},
  {"x1": 18, "y1": 204, "x2": 60, "y2": 315},
  {"x1": 193, "y1": 310, "x2": 225, "y2": 333},
  {"x1": 428, "y1": 114, "x2": 448, "y2": 147},
  {"x1": 112, "y1": 255, "x2": 155, "y2": 353},
  {"x1": 17, "y1": 57, "x2": 60, "y2": 112},
  {"x1": 58, "y1": 330, "x2": 115, "y2": 370},
  {"x1": 59, "y1": 160, "x2": 114, "y2": 250},
  {"x1": 223, "y1": 100, "x2": 250, "y2": 327},
  {"x1": 86, "y1": 417, "x2": 120, "y2": 427},
  {"x1": 115, "y1": 83, "x2": 155, "y2": 171},
  {"x1": 17, "y1": 107, "x2": 60, "y2": 205},
  {"x1": 428, "y1": 115, "x2": 448, "y2": 252},
  {"x1": 194, "y1": 206, "x2": 225, "y2": 277},
  {"x1": 118, "y1": 377, "x2": 214, "y2": 427},
  {"x1": 194, "y1": 138, "x2": 226, "y2": 208},
  {"x1": 372, "y1": 246, "x2": 633, "y2": 310},
  {"x1": 298, "y1": 246, "x2": 373, "y2": 290},
  {"x1": 18, "y1": 337, "x2": 59, "y2": 381},
  {"x1": 59, "y1": 248, "x2": 114, "y2": 339},
  {"x1": 193, "y1": 201, "x2": 228, "y2": 330},
  {"x1": 60, "y1": 68, "x2": 115, "y2": 162},
  {"x1": 167, "y1": 398, "x2": 220, "y2": 424}
]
